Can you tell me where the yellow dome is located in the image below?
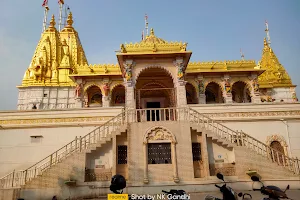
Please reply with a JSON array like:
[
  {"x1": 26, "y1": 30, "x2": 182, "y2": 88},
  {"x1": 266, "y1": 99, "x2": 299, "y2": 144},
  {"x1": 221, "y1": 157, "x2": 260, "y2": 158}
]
[{"x1": 140, "y1": 28, "x2": 166, "y2": 44}]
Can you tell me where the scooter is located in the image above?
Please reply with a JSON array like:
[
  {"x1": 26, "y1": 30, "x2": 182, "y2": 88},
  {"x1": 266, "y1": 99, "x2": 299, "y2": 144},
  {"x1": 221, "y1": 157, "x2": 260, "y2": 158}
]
[
  {"x1": 251, "y1": 175, "x2": 292, "y2": 200},
  {"x1": 205, "y1": 173, "x2": 252, "y2": 200}
]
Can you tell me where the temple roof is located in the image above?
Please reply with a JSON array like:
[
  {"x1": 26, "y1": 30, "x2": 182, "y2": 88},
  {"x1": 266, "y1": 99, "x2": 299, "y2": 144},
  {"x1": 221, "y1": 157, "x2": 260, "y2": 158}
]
[
  {"x1": 19, "y1": 12, "x2": 88, "y2": 87},
  {"x1": 118, "y1": 28, "x2": 189, "y2": 54},
  {"x1": 257, "y1": 38, "x2": 294, "y2": 88},
  {"x1": 186, "y1": 60, "x2": 264, "y2": 74},
  {"x1": 140, "y1": 28, "x2": 166, "y2": 44}
]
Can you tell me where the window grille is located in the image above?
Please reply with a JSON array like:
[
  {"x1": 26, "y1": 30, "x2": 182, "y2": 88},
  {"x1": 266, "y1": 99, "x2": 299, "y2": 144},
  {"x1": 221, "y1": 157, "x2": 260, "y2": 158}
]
[
  {"x1": 192, "y1": 142, "x2": 201, "y2": 161},
  {"x1": 117, "y1": 145, "x2": 127, "y2": 164},
  {"x1": 148, "y1": 143, "x2": 171, "y2": 164}
]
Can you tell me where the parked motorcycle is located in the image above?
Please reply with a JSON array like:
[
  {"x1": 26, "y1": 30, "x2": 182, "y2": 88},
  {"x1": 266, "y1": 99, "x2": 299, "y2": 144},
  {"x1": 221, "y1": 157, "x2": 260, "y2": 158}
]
[
  {"x1": 251, "y1": 175, "x2": 292, "y2": 200},
  {"x1": 205, "y1": 173, "x2": 252, "y2": 200}
]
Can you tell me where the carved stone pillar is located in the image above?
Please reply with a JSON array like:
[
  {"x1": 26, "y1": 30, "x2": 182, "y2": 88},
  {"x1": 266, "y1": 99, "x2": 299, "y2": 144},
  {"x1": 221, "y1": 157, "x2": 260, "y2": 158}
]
[
  {"x1": 124, "y1": 60, "x2": 136, "y2": 110},
  {"x1": 174, "y1": 57, "x2": 187, "y2": 107},
  {"x1": 143, "y1": 142, "x2": 149, "y2": 184},
  {"x1": 102, "y1": 82, "x2": 111, "y2": 107},
  {"x1": 171, "y1": 142, "x2": 179, "y2": 183},
  {"x1": 251, "y1": 76, "x2": 261, "y2": 103},
  {"x1": 102, "y1": 96, "x2": 110, "y2": 107},
  {"x1": 201, "y1": 133, "x2": 210, "y2": 178},
  {"x1": 223, "y1": 76, "x2": 232, "y2": 103},
  {"x1": 74, "y1": 79, "x2": 84, "y2": 108},
  {"x1": 196, "y1": 76, "x2": 206, "y2": 104}
]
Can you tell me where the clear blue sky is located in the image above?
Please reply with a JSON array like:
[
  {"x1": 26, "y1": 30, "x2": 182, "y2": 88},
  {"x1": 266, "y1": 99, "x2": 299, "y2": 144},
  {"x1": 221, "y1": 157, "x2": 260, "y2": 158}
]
[{"x1": 0, "y1": 0, "x2": 299, "y2": 110}]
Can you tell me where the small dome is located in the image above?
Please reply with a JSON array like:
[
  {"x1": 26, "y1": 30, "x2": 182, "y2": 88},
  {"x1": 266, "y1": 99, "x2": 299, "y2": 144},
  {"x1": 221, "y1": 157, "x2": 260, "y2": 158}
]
[{"x1": 140, "y1": 28, "x2": 166, "y2": 44}]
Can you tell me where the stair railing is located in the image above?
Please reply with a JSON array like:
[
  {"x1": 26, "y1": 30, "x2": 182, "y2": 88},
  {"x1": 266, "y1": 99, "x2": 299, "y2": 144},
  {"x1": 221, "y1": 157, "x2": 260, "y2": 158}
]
[
  {"x1": 188, "y1": 108, "x2": 300, "y2": 175},
  {"x1": 0, "y1": 110, "x2": 126, "y2": 189}
]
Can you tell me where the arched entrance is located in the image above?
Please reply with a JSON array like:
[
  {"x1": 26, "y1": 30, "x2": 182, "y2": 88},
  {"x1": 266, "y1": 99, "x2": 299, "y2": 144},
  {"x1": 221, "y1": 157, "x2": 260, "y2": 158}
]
[
  {"x1": 270, "y1": 141, "x2": 285, "y2": 165},
  {"x1": 136, "y1": 67, "x2": 175, "y2": 109},
  {"x1": 186, "y1": 83, "x2": 197, "y2": 104},
  {"x1": 110, "y1": 84, "x2": 125, "y2": 106},
  {"x1": 232, "y1": 81, "x2": 252, "y2": 103},
  {"x1": 136, "y1": 67, "x2": 175, "y2": 121},
  {"x1": 205, "y1": 82, "x2": 224, "y2": 104},
  {"x1": 86, "y1": 86, "x2": 102, "y2": 107}
]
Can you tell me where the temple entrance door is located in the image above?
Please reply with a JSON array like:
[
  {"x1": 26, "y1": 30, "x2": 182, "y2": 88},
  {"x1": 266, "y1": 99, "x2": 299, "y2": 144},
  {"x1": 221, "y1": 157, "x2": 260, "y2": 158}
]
[{"x1": 146, "y1": 102, "x2": 160, "y2": 121}]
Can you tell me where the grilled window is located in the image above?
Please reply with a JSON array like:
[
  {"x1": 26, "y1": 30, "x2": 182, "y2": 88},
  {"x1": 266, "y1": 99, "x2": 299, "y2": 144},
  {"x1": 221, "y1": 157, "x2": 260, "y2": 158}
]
[
  {"x1": 117, "y1": 145, "x2": 127, "y2": 164},
  {"x1": 192, "y1": 142, "x2": 201, "y2": 161},
  {"x1": 148, "y1": 143, "x2": 171, "y2": 164}
]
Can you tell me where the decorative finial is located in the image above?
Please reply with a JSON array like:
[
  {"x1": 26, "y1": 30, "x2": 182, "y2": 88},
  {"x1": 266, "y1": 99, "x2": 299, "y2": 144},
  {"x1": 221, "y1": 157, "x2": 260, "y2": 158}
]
[
  {"x1": 67, "y1": 12, "x2": 73, "y2": 27},
  {"x1": 49, "y1": 15, "x2": 56, "y2": 27},
  {"x1": 150, "y1": 28, "x2": 154, "y2": 36},
  {"x1": 264, "y1": 38, "x2": 268, "y2": 46},
  {"x1": 265, "y1": 20, "x2": 271, "y2": 47}
]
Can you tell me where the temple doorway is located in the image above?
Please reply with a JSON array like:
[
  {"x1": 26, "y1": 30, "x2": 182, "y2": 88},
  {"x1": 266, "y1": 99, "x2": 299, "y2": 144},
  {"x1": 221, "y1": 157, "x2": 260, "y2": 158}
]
[{"x1": 146, "y1": 102, "x2": 161, "y2": 121}]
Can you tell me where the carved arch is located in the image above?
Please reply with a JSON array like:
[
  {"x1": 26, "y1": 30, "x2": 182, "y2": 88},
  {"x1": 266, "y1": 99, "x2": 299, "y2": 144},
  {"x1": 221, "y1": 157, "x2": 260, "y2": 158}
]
[
  {"x1": 110, "y1": 82, "x2": 125, "y2": 95},
  {"x1": 231, "y1": 80, "x2": 252, "y2": 91},
  {"x1": 141, "y1": 81, "x2": 168, "y2": 89},
  {"x1": 266, "y1": 134, "x2": 288, "y2": 147},
  {"x1": 83, "y1": 82, "x2": 104, "y2": 94},
  {"x1": 204, "y1": 81, "x2": 223, "y2": 91},
  {"x1": 143, "y1": 126, "x2": 177, "y2": 144},
  {"x1": 266, "y1": 134, "x2": 288, "y2": 156},
  {"x1": 135, "y1": 65, "x2": 175, "y2": 86}
]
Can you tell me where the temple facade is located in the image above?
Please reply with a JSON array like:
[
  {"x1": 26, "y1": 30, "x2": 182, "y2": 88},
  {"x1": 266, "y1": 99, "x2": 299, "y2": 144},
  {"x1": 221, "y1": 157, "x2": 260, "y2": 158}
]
[{"x1": 0, "y1": 12, "x2": 300, "y2": 200}]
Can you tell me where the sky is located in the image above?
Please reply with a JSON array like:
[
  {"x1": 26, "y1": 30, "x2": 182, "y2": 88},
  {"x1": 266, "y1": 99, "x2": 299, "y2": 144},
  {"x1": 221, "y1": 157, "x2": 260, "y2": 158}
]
[{"x1": 0, "y1": 0, "x2": 299, "y2": 110}]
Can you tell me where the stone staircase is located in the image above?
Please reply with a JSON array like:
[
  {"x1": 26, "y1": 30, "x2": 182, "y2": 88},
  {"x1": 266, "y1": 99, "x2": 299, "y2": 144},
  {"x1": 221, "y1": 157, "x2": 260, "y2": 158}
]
[
  {"x1": 188, "y1": 108, "x2": 300, "y2": 178},
  {"x1": 0, "y1": 107, "x2": 299, "y2": 191},
  {"x1": 0, "y1": 111, "x2": 127, "y2": 189}
]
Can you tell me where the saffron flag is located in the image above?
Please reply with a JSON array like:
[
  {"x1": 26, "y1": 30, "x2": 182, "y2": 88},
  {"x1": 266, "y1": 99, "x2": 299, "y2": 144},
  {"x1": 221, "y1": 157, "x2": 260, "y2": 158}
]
[
  {"x1": 42, "y1": 0, "x2": 48, "y2": 7},
  {"x1": 58, "y1": 0, "x2": 64, "y2": 4}
]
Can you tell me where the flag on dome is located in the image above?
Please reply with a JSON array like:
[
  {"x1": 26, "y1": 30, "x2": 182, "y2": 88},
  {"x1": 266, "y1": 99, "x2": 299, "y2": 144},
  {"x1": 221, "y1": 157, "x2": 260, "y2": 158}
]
[
  {"x1": 42, "y1": 0, "x2": 48, "y2": 7},
  {"x1": 58, "y1": 0, "x2": 65, "y2": 4}
]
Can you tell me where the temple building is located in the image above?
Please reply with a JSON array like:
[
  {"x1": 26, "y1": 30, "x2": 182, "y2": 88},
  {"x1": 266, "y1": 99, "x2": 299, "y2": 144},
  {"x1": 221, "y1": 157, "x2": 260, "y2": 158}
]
[{"x1": 0, "y1": 12, "x2": 300, "y2": 200}]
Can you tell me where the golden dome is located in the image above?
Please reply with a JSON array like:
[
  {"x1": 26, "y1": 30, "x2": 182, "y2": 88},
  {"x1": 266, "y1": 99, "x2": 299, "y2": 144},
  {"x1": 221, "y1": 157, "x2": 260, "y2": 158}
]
[{"x1": 140, "y1": 28, "x2": 166, "y2": 44}]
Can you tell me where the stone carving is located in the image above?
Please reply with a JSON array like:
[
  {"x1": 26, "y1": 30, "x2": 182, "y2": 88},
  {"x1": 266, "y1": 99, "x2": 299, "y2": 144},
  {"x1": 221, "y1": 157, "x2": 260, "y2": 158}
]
[
  {"x1": 103, "y1": 83, "x2": 110, "y2": 96},
  {"x1": 124, "y1": 63, "x2": 132, "y2": 82},
  {"x1": 292, "y1": 92, "x2": 298, "y2": 102},
  {"x1": 144, "y1": 127, "x2": 176, "y2": 143},
  {"x1": 75, "y1": 83, "x2": 82, "y2": 98},
  {"x1": 266, "y1": 134, "x2": 288, "y2": 147},
  {"x1": 180, "y1": 43, "x2": 187, "y2": 52},
  {"x1": 224, "y1": 79, "x2": 231, "y2": 94},
  {"x1": 177, "y1": 63, "x2": 184, "y2": 80},
  {"x1": 252, "y1": 78, "x2": 259, "y2": 93},
  {"x1": 198, "y1": 79, "x2": 205, "y2": 94}
]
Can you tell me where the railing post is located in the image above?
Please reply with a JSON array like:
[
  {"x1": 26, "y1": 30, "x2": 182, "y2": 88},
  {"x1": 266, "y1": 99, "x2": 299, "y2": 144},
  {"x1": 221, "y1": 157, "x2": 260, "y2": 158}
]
[
  {"x1": 34, "y1": 167, "x2": 37, "y2": 178},
  {"x1": 79, "y1": 136, "x2": 82, "y2": 152},
  {"x1": 296, "y1": 157, "x2": 300, "y2": 174},
  {"x1": 24, "y1": 170, "x2": 28, "y2": 184},
  {"x1": 11, "y1": 170, "x2": 15, "y2": 187},
  {"x1": 50, "y1": 154, "x2": 53, "y2": 166}
]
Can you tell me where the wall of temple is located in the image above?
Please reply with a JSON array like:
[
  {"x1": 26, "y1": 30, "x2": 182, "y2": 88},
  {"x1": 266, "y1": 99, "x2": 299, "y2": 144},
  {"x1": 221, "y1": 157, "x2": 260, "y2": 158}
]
[
  {"x1": 17, "y1": 87, "x2": 76, "y2": 110},
  {"x1": 85, "y1": 141, "x2": 112, "y2": 170},
  {"x1": 0, "y1": 126, "x2": 96, "y2": 177},
  {"x1": 128, "y1": 121, "x2": 194, "y2": 184}
]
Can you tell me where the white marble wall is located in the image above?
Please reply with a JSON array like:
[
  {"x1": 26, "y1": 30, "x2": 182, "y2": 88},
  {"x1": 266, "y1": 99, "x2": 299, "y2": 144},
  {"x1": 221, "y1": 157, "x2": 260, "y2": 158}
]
[
  {"x1": 271, "y1": 87, "x2": 295, "y2": 102},
  {"x1": 17, "y1": 87, "x2": 76, "y2": 110},
  {"x1": 0, "y1": 126, "x2": 96, "y2": 177}
]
